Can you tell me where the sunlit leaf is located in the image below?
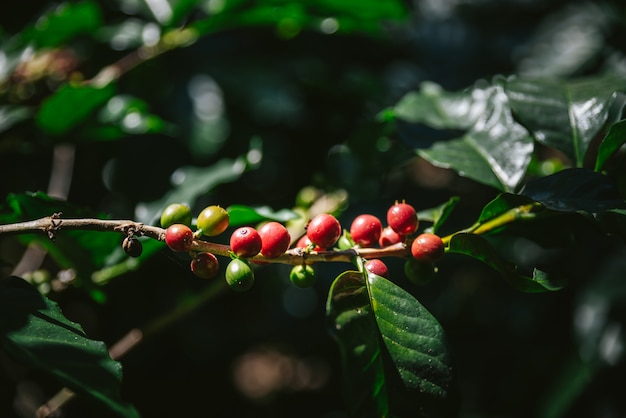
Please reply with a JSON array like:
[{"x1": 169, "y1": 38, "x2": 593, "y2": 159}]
[
  {"x1": 0, "y1": 277, "x2": 139, "y2": 417},
  {"x1": 327, "y1": 269, "x2": 458, "y2": 417},
  {"x1": 37, "y1": 83, "x2": 116, "y2": 135},
  {"x1": 447, "y1": 233, "x2": 565, "y2": 292},
  {"x1": 504, "y1": 73, "x2": 626, "y2": 167}
]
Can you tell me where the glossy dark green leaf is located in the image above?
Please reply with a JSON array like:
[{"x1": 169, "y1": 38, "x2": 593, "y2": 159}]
[
  {"x1": 504, "y1": 73, "x2": 626, "y2": 167},
  {"x1": 20, "y1": 1, "x2": 102, "y2": 48},
  {"x1": 366, "y1": 271, "x2": 458, "y2": 417},
  {"x1": 417, "y1": 196, "x2": 460, "y2": 234},
  {"x1": 0, "y1": 277, "x2": 139, "y2": 417},
  {"x1": 226, "y1": 205, "x2": 299, "y2": 227},
  {"x1": 520, "y1": 168, "x2": 626, "y2": 213},
  {"x1": 416, "y1": 80, "x2": 534, "y2": 192},
  {"x1": 327, "y1": 271, "x2": 389, "y2": 417},
  {"x1": 37, "y1": 83, "x2": 116, "y2": 135},
  {"x1": 448, "y1": 233, "x2": 565, "y2": 292},
  {"x1": 595, "y1": 119, "x2": 626, "y2": 171},
  {"x1": 327, "y1": 269, "x2": 457, "y2": 417}
]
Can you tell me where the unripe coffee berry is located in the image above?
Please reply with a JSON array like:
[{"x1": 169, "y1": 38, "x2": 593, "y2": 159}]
[
  {"x1": 258, "y1": 221, "x2": 290, "y2": 258},
  {"x1": 379, "y1": 226, "x2": 402, "y2": 247},
  {"x1": 365, "y1": 259, "x2": 389, "y2": 278},
  {"x1": 404, "y1": 258, "x2": 436, "y2": 286},
  {"x1": 197, "y1": 205, "x2": 229, "y2": 236},
  {"x1": 165, "y1": 224, "x2": 194, "y2": 252},
  {"x1": 411, "y1": 233, "x2": 445, "y2": 263},
  {"x1": 350, "y1": 214, "x2": 383, "y2": 247},
  {"x1": 230, "y1": 226, "x2": 262, "y2": 258},
  {"x1": 289, "y1": 265, "x2": 316, "y2": 288},
  {"x1": 191, "y1": 252, "x2": 219, "y2": 279},
  {"x1": 122, "y1": 236, "x2": 143, "y2": 258},
  {"x1": 306, "y1": 213, "x2": 342, "y2": 249},
  {"x1": 225, "y1": 258, "x2": 254, "y2": 292},
  {"x1": 160, "y1": 203, "x2": 192, "y2": 228},
  {"x1": 387, "y1": 202, "x2": 418, "y2": 236}
]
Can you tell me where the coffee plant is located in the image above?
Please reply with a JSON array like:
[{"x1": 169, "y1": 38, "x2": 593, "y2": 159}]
[{"x1": 2, "y1": 0, "x2": 626, "y2": 417}]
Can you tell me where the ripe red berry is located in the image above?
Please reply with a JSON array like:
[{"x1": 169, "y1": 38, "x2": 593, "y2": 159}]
[
  {"x1": 411, "y1": 233, "x2": 445, "y2": 263},
  {"x1": 295, "y1": 235, "x2": 323, "y2": 252},
  {"x1": 379, "y1": 226, "x2": 402, "y2": 247},
  {"x1": 387, "y1": 202, "x2": 418, "y2": 236},
  {"x1": 165, "y1": 224, "x2": 194, "y2": 252},
  {"x1": 350, "y1": 214, "x2": 383, "y2": 247},
  {"x1": 191, "y1": 252, "x2": 219, "y2": 279},
  {"x1": 365, "y1": 259, "x2": 389, "y2": 278},
  {"x1": 258, "y1": 221, "x2": 291, "y2": 258},
  {"x1": 306, "y1": 213, "x2": 342, "y2": 249},
  {"x1": 230, "y1": 226, "x2": 262, "y2": 258}
]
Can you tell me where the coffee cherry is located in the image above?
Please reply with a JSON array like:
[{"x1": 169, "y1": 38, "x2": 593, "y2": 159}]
[
  {"x1": 306, "y1": 213, "x2": 341, "y2": 249},
  {"x1": 197, "y1": 205, "x2": 229, "y2": 237},
  {"x1": 225, "y1": 258, "x2": 254, "y2": 292},
  {"x1": 387, "y1": 202, "x2": 418, "y2": 236},
  {"x1": 350, "y1": 214, "x2": 383, "y2": 247},
  {"x1": 379, "y1": 226, "x2": 402, "y2": 247},
  {"x1": 365, "y1": 259, "x2": 389, "y2": 278},
  {"x1": 122, "y1": 236, "x2": 143, "y2": 258},
  {"x1": 165, "y1": 224, "x2": 194, "y2": 252},
  {"x1": 258, "y1": 221, "x2": 290, "y2": 258},
  {"x1": 190, "y1": 252, "x2": 219, "y2": 279},
  {"x1": 289, "y1": 265, "x2": 316, "y2": 288},
  {"x1": 295, "y1": 235, "x2": 323, "y2": 252},
  {"x1": 230, "y1": 226, "x2": 262, "y2": 258},
  {"x1": 404, "y1": 258, "x2": 436, "y2": 285},
  {"x1": 160, "y1": 203, "x2": 192, "y2": 228},
  {"x1": 411, "y1": 233, "x2": 445, "y2": 263}
]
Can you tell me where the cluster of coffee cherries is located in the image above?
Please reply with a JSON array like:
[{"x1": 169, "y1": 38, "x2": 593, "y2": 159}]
[{"x1": 157, "y1": 200, "x2": 445, "y2": 292}]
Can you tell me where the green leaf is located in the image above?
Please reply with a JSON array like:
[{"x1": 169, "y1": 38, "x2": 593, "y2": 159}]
[
  {"x1": 447, "y1": 233, "x2": 565, "y2": 292},
  {"x1": 327, "y1": 269, "x2": 458, "y2": 417},
  {"x1": 327, "y1": 271, "x2": 389, "y2": 417},
  {"x1": 520, "y1": 168, "x2": 626, "y2": 213},
  {"x1": 37, "y1": 83, "x2": 117, "y2": 135},
  {"x1": 366, "y1": 271, "x2": 458, "y2": 417},
  {"x1": 415, "y1": 80, "x2": 534, "y2": 192},
  {"x1": 0, "y1": 277, "x2": 139, "y2": 417},
  {"x1": 504, "y1": 73, "x2": 626, "y2": 167},
  {"x1": 226, "y1": 204, "x2": 300, "y2": 227},
  {"x1": 475, "y1": 193, "x2": 537, "y2": 225},
  {"x1": 0, "y1": 191, "x2": 102, "y2": 224},
  {"x1": 595, "y1": 119, "x2": 626, "y2": 171},
  {"x1": 20, "y1": 1, "x2": 102, "y2": 48},
  {"x1": 139, "y1": 139, "x2": 263, "y2": 225},
  {"x1": 416, "y1": 196, "x2": 460, "y2": 234}
]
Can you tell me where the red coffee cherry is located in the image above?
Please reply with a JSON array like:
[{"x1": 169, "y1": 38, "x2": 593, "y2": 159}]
[
  {"x1": 306, "y1": 213, "x2": 342, "y2": 249},
  {"x1": 379, "y1": 226, "x2": 402, "y2": 247},
  {"x1": 258, "y1": 221, "x2": 291, "y2": 258},
  {"x1": 365, "y1": 259, "x2": 389, "y2": 278},
  {"x1": 350, "y1": 214, "x2": 383, "y2": 247},
  {"x1": 411, "y1": 233, "x2": 445, "y2": 263},
  {"x1": 387, "y1": 202, "x2": 418, "y2": 236},
  {"x1": 190, "y1": 252, "x2": 219, "y2": 279},
  {"x1": 295, "y1": 235, "x2": 323, "y2": 252},
  {"x1": 230, "y1": 226, "x2": 262, "y2": 258},
  {"x1": 165, "y1": 224, "x2": 194, "y2": 252}
]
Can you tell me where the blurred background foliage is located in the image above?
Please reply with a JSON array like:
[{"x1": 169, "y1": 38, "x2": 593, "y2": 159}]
[{"x1": 2, "y1": 0, "x2": 626, "y2": 417}]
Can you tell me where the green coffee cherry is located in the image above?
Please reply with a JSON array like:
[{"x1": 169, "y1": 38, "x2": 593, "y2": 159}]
[
  {"x1": 197, "y1": 205, "x2": 230, "y2": 236},
  {"x1": 225, "y1": 258, "x2": 254, "y2": 292},
  {"x1": 160, "y1": 203, "x2": 192, "y2": 228},
  {"x1": 289, "y1": 265, "x2": 316, "y2": 288}
]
